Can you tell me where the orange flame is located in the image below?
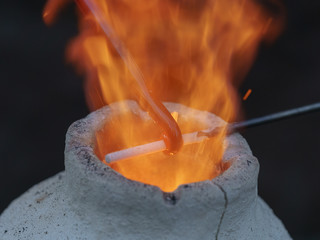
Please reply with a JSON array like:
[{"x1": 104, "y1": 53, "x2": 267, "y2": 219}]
[{"x1": 44, "y1": 0, "x2": 283, "y2": 192}]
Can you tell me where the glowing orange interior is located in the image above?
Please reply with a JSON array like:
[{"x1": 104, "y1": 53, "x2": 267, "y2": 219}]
[
  {"x1": 94, "y1": 108, "x2": 229, "y2": 192},
  {"x1": 44, "y1": 0, "x2": 283, "y2": 192}
]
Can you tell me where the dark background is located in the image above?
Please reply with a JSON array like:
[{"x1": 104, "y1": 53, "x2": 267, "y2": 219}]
[{"x1": 1, "y1": 0, "x2": 319, "y2": 239}]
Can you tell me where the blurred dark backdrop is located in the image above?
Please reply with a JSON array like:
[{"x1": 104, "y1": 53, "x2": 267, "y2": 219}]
[{"x1": 1, "y1": 0, "x2": 319, "y2": 239}]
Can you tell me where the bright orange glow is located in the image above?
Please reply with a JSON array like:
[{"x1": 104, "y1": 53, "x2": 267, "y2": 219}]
[
  {"x1": 243, "y1": 89, "x2": 252, "y2": 101},
  {"x1": 44, "y1": 0, "x2": 283, "y2": 192},
  {"x1": 171, "y1": 112, "x2": 179, "y2": 122}
]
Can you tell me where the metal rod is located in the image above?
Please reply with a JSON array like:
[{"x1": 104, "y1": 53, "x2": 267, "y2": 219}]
[
  {"x1": 106, "y1": 102, "x2": 320, "y2": 163},
  {"x1": 233, "y1": 102, "x2": 320, "y2": 130},
  {"x1": 105, "y1": 131, "x2": 208, "y2": 164},
  {"x1": 199, "y1": 102, "x2": 320, "y2": 137},
  {"x1": 81, "y1": 0, "x2": 183, "y2": 153},
  {"x1": 82, "y1": 0, "x2": 147, "y2": 92}
]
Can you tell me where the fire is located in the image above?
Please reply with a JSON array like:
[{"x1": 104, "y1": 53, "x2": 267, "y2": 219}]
[{"x1": 44, "y1": 0, "x2": 283, "y2": 192}]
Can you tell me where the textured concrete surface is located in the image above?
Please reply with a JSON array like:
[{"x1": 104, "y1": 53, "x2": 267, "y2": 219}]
[{"x1": 0, "y1": 101, "x2": 292, "y2": 239}]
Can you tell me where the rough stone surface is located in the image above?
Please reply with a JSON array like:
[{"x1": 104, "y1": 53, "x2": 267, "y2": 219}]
[{"x1": 0, "y1": 101, "x2": 292, "y2": 240}]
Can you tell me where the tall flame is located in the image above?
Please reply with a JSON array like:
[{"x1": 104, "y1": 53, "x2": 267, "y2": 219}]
[{"x1": 44, "y1": 0, "x2": 283, "y2": 192}]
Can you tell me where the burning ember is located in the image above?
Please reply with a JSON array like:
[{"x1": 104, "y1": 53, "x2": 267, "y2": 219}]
[{"x1": 43, "y1": 0, "x2": 283, "y2": 192}]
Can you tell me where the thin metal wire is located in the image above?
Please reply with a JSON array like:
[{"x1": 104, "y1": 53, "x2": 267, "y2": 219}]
[
  {"x1": 199, "y1": 102, "x2": 320, "y2": 137},
  {"x1": 82, "y1": 0, "x2": 150, "y2": 98},
  {"x1": 232, "y1": 102, "x2": 320, "y2": 130}
]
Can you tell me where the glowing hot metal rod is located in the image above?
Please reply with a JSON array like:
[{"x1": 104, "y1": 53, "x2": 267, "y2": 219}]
[
  {"x1": 78, "y1": 0, "x2": 183, "y2": 154},
  {"x1": 105, "y1": 102, "x2": 320, "y2": 164}
]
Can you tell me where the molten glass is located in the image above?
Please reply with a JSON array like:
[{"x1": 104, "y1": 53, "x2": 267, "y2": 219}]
[{"x1": 43, "y1": 0, "x2": 283, "y2": 192}]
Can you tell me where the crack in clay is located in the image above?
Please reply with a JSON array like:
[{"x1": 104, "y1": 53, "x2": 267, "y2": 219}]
[{"x1": 214, "y1": 183, "x2": 228, "y2": 240}]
